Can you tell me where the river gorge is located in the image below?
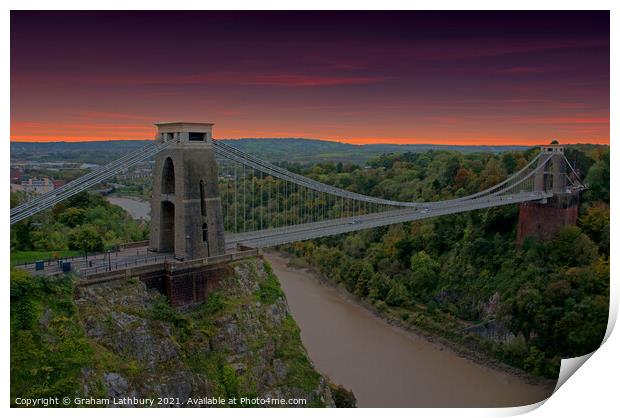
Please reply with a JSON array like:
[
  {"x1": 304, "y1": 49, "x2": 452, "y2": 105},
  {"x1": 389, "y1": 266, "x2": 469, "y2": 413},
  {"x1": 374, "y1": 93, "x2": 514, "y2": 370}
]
[{"x1": 108, "y1": 196, "x2": 555, "y2": 407}]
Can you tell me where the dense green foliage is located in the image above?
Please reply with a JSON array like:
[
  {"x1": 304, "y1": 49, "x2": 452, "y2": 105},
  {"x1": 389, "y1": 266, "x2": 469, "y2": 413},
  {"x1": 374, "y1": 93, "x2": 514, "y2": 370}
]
[
  {"x1": 10, "y1": 191, "x2": 148, "y2": 257},
  {"x1": 257, "y1": 271, "x2": 286, "y2": 304},
  {"x1": 285, "y1": 145, "x2": 609, "y2": 378},
  {"x1": 10, "y1": 270, "x2": 101, "y2": 402}
]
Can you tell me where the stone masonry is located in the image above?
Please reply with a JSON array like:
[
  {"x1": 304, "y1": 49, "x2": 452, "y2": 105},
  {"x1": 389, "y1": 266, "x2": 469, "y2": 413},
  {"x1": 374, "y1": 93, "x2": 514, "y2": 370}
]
[{"x1": 149, "y1": 122, "x2": 226, "y2": 260}]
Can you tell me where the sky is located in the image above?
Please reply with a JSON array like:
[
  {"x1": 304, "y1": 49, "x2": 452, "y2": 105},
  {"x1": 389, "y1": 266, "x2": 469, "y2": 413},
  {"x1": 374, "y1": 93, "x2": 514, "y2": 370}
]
[{"x1": 10, "y1": 11, "x2": 610, "y2": 145}]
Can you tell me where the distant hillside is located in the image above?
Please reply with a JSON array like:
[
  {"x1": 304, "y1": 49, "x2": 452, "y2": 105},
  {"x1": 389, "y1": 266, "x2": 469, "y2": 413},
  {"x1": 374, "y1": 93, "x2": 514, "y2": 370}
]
[
  {"x1": 11, "y1": 138, "x2": 531, "y2": 165},
  {"x1": 220, "y1": 138, "x2": 530, "y2": 163}
]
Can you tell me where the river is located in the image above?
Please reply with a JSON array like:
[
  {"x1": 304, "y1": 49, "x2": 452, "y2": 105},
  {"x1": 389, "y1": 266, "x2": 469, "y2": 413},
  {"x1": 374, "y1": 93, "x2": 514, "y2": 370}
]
[
  {"x1": 106, "y1": 196, "x2": 151, "y2": 221},
  {"x1": 263, "y1": 250, "x2": 554, "y2": 408}
]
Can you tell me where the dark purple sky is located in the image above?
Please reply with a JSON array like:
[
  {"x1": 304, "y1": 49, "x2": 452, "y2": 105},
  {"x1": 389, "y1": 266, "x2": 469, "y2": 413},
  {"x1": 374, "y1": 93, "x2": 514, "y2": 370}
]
[{"x1": 11, "y1": 11, "x2": 609, "y2": 144}]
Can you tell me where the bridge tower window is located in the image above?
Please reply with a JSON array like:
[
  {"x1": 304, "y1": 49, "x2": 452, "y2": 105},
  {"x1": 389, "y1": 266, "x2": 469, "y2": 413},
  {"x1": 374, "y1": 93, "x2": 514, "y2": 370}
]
[
  {"x1": 202, "y1": 223, "x2": 210, "y2": 256},
  {"x1": 189, "y1": 132, "x2": 205, "y2": 141},
  {"x1": 200, "y1": 180, "x2": 206, "y2": 216}
]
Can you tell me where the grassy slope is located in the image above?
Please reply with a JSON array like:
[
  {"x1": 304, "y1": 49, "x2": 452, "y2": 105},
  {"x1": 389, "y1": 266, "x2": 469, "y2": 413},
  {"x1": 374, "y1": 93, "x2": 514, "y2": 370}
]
[{"x1": 11, "y1": 250, "x2": 82, "y2": 266}]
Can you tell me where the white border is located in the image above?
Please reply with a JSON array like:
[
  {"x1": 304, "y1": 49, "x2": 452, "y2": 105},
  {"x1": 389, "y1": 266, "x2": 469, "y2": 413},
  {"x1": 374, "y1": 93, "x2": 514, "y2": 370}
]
[{"x1": 3, "y1": 2, "x2": 617, "y2": 418}]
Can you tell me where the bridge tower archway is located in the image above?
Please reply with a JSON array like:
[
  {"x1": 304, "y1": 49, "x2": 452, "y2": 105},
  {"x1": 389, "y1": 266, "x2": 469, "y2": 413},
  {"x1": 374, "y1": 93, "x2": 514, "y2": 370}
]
[
  {"x1": 159, "y1": 201, "x2": 175, "y2": 252},
  {"x1": 149, "y1": 122, "x2": 226, "y2": 260}
]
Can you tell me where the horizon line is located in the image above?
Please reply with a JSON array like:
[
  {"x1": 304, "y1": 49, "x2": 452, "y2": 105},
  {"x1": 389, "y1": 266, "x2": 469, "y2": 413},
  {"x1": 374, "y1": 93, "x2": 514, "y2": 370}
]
[{"x1": 9, "y1": 137, "x2": 609, "y2": 148}]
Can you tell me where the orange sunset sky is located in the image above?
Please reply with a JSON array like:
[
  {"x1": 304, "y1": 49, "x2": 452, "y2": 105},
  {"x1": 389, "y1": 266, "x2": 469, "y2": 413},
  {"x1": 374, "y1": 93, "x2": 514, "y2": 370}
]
[{"x1": 10, "y1": 11, "x2": 610, "y2": 146}]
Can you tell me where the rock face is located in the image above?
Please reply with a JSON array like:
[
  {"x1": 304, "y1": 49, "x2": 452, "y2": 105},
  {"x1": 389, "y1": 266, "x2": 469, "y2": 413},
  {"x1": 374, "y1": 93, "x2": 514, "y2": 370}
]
[{"x1": 74, "y1": 258, "x2": 335, "y2": 407}]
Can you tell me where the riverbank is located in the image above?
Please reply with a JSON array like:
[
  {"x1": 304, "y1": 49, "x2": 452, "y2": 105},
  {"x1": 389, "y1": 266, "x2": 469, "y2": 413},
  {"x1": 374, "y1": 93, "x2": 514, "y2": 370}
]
[{"x1": 264, "y1": 249, "x2": 556, "y2": 406}]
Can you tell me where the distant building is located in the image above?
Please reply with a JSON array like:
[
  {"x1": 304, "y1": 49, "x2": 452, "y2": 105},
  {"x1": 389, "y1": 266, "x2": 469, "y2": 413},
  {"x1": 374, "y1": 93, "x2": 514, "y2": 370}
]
[
  {"x1": 10, "y1": 168, "x2": 24, "y2": 182},
  {"x1": 14, "y1": 177, "x2": 54, "y2": 194},
  {"x1": 114, "y1": 162, "x2": 153, "y2": 181}
]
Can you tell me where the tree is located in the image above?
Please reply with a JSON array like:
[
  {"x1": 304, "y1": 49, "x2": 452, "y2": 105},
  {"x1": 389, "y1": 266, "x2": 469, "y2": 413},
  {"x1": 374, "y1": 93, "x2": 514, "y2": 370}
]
[
  {"x1": 479, "y1": 158, "x2": 506, "y2": 189},
  {"x1": 367, "y1": 273, "x2": 390, "y2": 302},
  {"x1": 68, "y1": 225, "x2": 104, "y2": 253},
  {"x1": 505, "y1": 285, "x2": 542, "y2": 342},
  {"x1": 564, "y1": 148, "x2": 595, "y2": 180},
  {"x1": 58, "y1": 207, "x2": 86, "y2": 227},
  {"x1": 65, "y1": 191, "x2": 105, "y2": 209},
  {"x1": 12, "y1": 220, "x2": 33, "y2": 251},
  {"x1": 408, "y1": 251, "x2": 439, "y2": 299},
  {"x1": 579, "y1": 203, "x2": 610, "y2": 255},
  {"x1": 354, "y1": 264, "x2": 374, "y2": 298},
  {"x1": 584, "y1": 159, "x2": 610, "y2": 203},
  {"x1": 386, "y1": 281, "x2": 408, "y2": 306},
  {"x1": 501, "y1": 153, "x2": 518, "y2": 174},
  {"x1": 548, "y1": 226, "x2": 598, "y2": 268},
  {"x1": 343, "y1": 234, "x2": 366, "y2": 258},
  {"x1": 454, "y1": 167, "x2": 472, "y2": 189},
  {"x1": 440, "y1": 156, "x2": 461, "y2": 187}
]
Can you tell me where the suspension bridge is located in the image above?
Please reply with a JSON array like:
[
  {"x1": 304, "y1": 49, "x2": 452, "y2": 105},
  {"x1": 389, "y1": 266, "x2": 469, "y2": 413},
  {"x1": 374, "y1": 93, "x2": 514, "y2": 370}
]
[{"x1": 12, "y1": 122, "x2": 585, "y2": 291}]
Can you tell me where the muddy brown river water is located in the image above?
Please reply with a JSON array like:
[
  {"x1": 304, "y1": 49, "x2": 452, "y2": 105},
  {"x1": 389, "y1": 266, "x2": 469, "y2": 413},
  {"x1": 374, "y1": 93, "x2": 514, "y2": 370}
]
[{"x1": 264, "y1": 251, "x2": 555, "y2": 408}]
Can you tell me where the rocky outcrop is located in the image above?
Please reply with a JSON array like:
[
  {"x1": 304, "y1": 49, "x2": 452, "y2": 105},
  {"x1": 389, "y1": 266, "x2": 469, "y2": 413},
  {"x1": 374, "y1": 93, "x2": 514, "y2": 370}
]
[{"x1": 74, "y1": 259, "x2": 335, "y2": 407}]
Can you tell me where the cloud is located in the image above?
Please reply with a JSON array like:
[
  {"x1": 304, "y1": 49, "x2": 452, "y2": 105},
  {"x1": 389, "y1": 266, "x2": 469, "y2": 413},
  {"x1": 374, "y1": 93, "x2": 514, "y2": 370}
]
[
  {"x1": 500, "y1": 66, "x2": 550, "y2": 74},
  {"x1": 80, "y1": 111, "x2": 155, "y2": 121},
  {"x1": 525, "y1": 116, "x2": 609, "y2": 125},
  {"x1": 72, "y1": 72, "x2": 387, "y2": 87}
]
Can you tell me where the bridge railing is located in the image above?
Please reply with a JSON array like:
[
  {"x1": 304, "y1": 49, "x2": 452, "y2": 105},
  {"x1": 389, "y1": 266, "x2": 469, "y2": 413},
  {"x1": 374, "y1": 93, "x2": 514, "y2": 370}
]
[{"x1": 79, "y1": 253, "x2": 176, "y2": 277}]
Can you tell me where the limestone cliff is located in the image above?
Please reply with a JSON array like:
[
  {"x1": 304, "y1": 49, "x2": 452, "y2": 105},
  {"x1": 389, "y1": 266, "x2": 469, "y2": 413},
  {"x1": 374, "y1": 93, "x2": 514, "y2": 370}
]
[{"x1": 11, "y1": 259, "x2": 335, "y2": 407}]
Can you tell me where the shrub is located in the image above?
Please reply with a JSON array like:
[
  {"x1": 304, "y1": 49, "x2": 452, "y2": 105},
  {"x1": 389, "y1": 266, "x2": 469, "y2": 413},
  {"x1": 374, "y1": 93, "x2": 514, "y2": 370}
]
[
  {"x1": 205, "y1": 292, "x2": 225, "y2": 315},
  {"x1": 330, "y1": 383, "x2": 357, "y2": 407},
  {"x1": 257, "y1": 274, "x2": 284, "y2": 305}
]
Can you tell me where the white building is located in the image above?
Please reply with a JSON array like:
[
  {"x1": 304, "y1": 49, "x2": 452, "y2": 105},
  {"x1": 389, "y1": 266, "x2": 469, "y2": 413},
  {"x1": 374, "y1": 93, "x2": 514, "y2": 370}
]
[{"x1": 13, "y1": 177, "x2": 54, "y2": 194}]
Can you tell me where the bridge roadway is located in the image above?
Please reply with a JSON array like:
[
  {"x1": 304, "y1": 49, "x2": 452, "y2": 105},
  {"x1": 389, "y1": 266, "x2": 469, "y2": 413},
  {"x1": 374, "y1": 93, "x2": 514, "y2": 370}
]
[
  {"x1": 225, "y1": 191, "x2": 552, "y2": 249},
  {"x1": 19, "y1": 191, "x2": 551, "y2": 278}
]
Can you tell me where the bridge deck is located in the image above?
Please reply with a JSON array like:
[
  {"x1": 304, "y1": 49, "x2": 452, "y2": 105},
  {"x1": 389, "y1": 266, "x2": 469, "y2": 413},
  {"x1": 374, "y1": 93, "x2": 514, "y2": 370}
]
[
  {"x1": 17, "y1": 191, "x2": 551, "y2": 278},
  {"x1": 226, "y1": 191, "x2": 551, "y2": 248}
]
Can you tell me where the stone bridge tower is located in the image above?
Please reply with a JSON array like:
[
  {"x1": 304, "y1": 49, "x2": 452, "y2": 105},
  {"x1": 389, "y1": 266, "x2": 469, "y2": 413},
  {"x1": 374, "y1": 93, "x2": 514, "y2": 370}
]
[
  {"x1": 532, "y1": 143, "x2": 568, "y2": 194},
  {"x1": 149, "y1": 122, "x2": 226, "y2": 260},
  {"x1": 516, "y1": 143, "x2": 580, "y2": 245}
]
